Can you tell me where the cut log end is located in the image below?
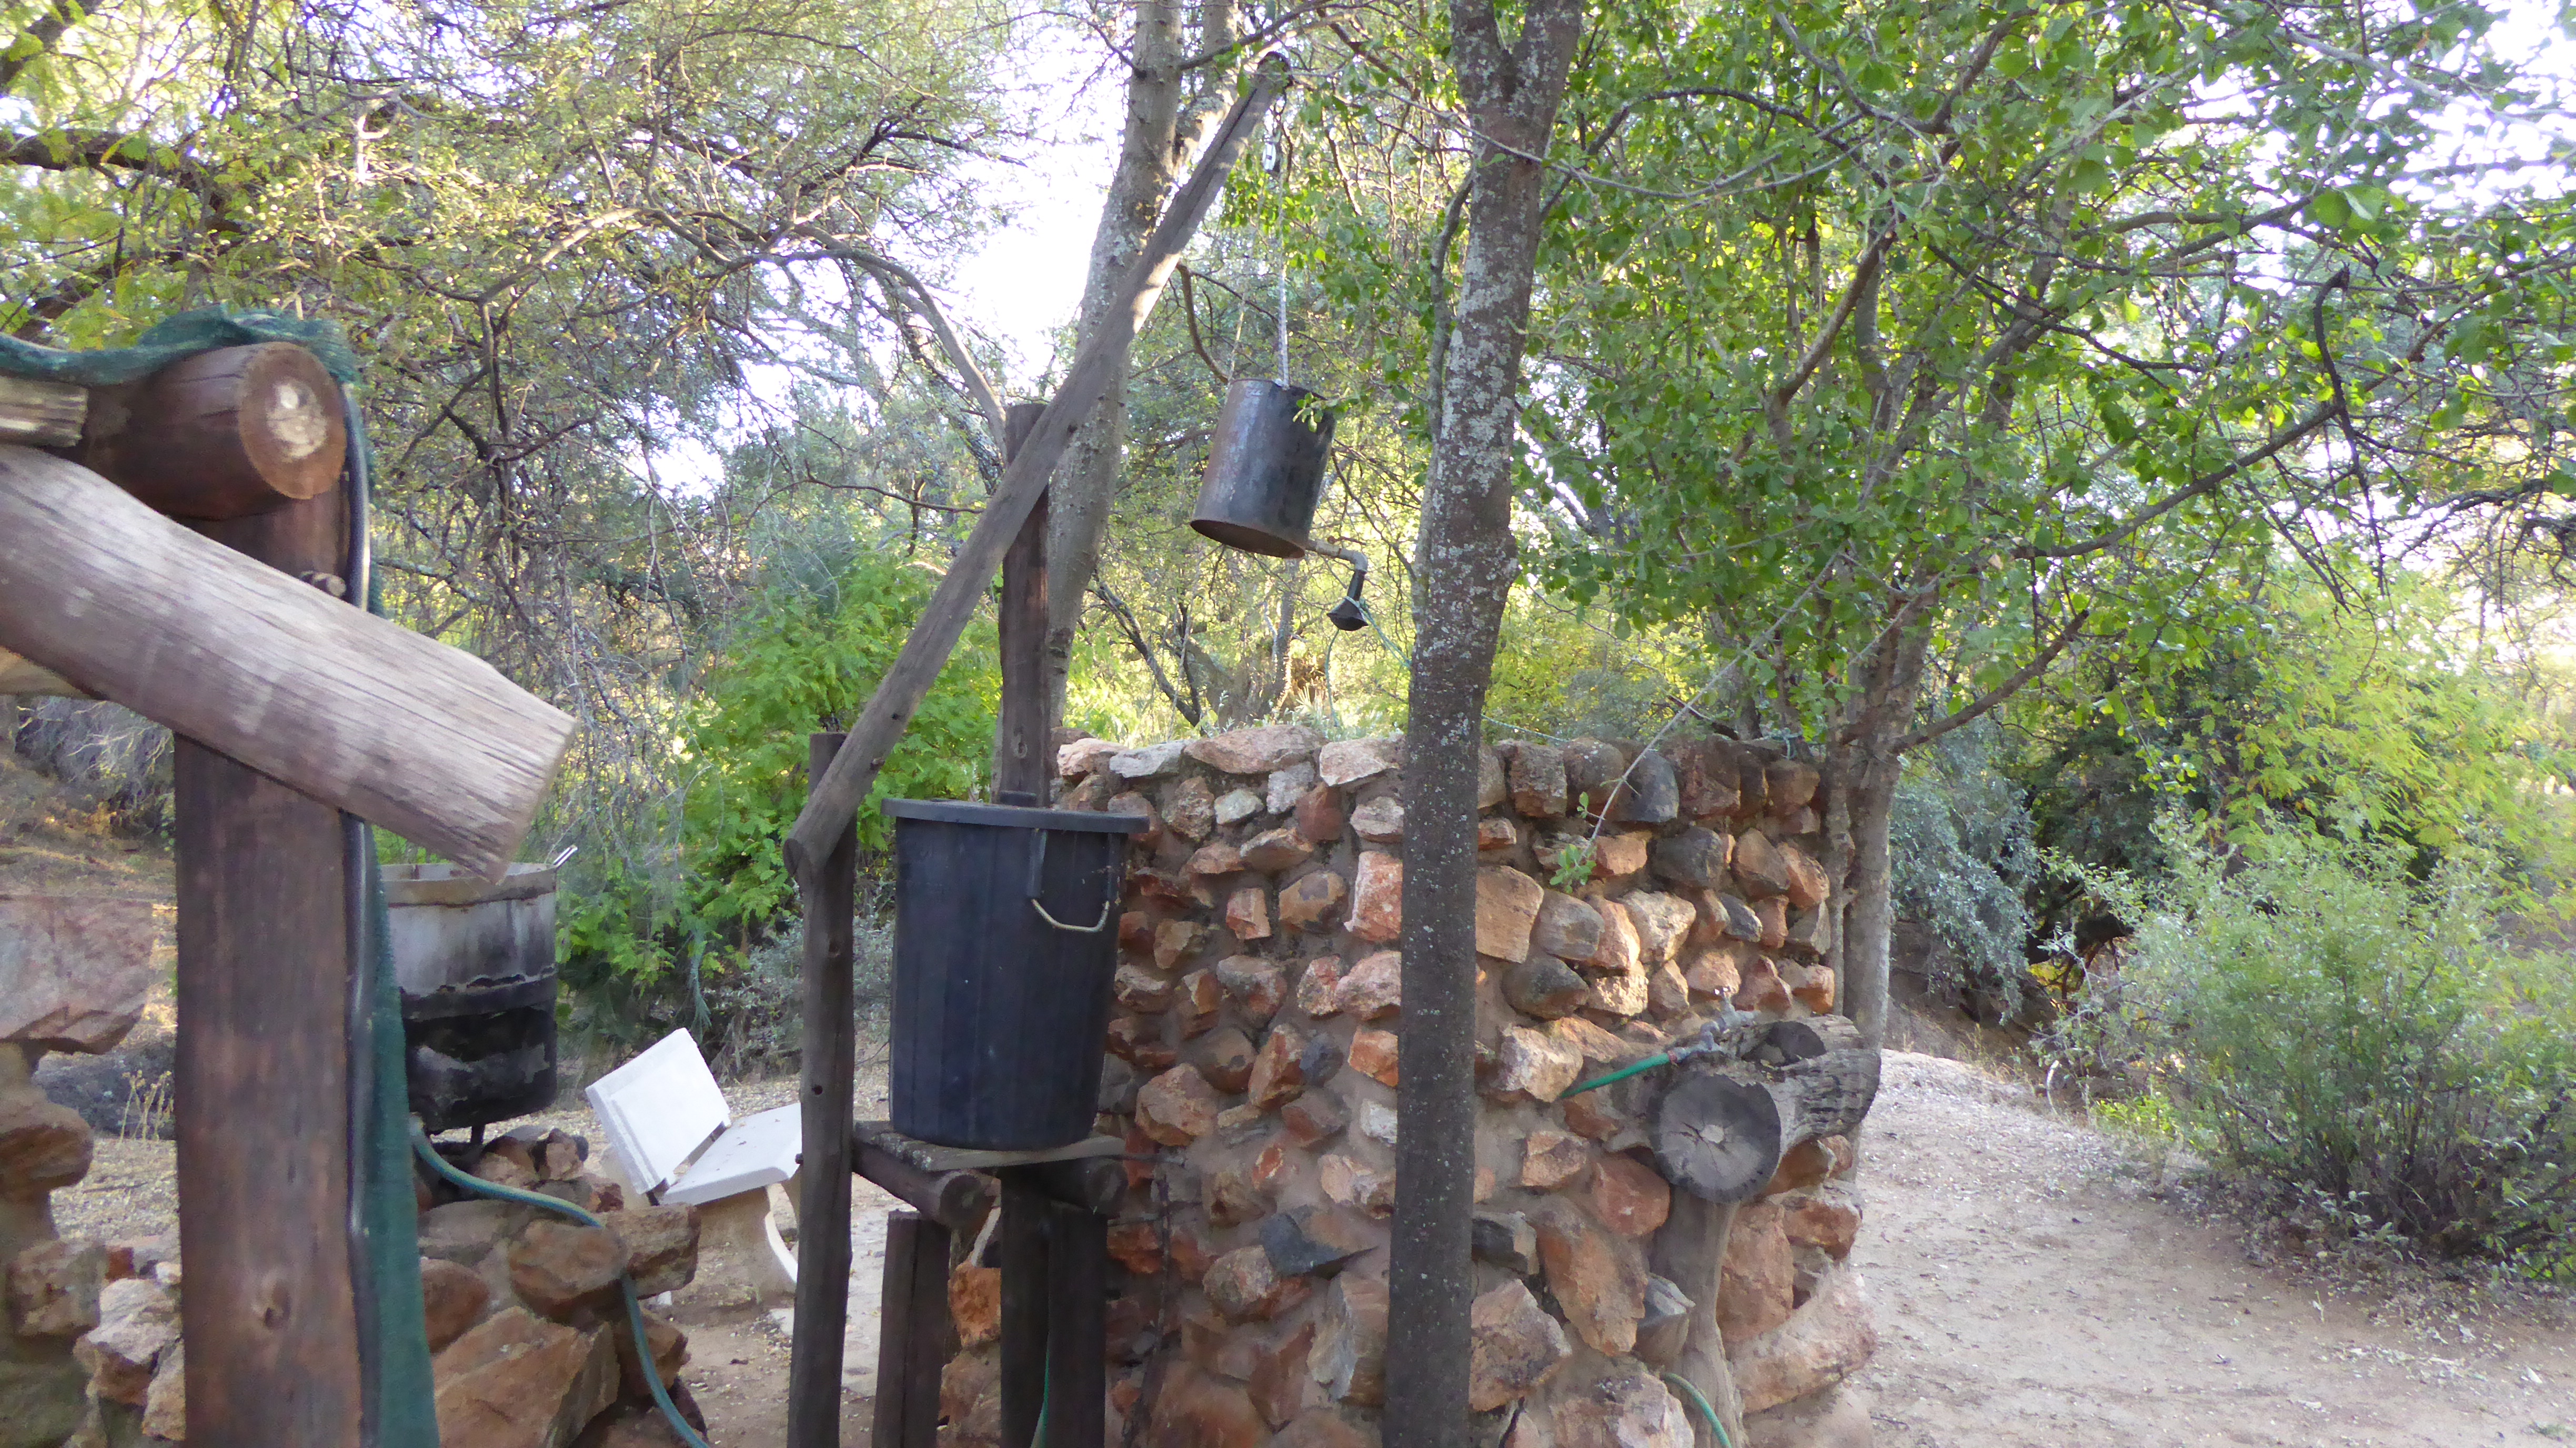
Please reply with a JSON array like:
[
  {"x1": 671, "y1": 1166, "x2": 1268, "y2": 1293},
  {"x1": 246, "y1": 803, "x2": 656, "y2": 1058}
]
[
  {"x1": 1655, "y1": 1069, "x2": 1784, "y2": 1203},
  {"x1": 82, "y1": 344, "x2": 348, "y2": 520},
  {"x1": 1654, "y1": 1016, "x2": 1880, "y2": 1203}
]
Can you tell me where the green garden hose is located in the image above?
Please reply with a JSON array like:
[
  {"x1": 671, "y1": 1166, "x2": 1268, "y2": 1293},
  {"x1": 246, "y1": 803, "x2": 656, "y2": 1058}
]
[
  {"x1": 1564, "y1": 1013, "x2": 1750, "y2": 1096},
  {"x1": 408, "y1": 1121, "x2": 716, "y2": 1448},
  {"x1": 1564, "y1": 1050, "x2": 1677, "y2": 1096},
  {"x1": 1659, "y1": 1371, "x2": 1736, "y2": 1448}
]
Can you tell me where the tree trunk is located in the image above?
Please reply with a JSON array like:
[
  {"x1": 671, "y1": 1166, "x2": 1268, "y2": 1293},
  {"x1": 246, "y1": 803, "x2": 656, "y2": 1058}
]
[
  {"x1": 1827, "y1": 620, "x2": 1931, "y2": 1048},
  {"x1": 1040, "y1": 0, "x2": 1237, "y2": 728},
  {"x1": 1386, "y1": 6, "x2": 1582, "y2": 1445},
  {"x1": 1838, "y1": 755, "x2": 1900, "y2": 1046}
]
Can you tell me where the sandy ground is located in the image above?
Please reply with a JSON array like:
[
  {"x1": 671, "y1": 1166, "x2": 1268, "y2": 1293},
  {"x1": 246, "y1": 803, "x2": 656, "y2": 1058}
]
[{"x1": 1850, "y1": 1052, "x2": 2576, "y2": 1447}]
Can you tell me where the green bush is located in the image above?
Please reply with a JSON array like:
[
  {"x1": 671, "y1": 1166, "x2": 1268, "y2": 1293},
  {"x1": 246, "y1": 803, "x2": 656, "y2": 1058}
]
[
  {"x1": 2066, "y1": 823, "x2": 2576, "y2": 1269},
  {"x1": 555, "y1": 540, "x2": 995, "y2": 1031},
  {"x1": 1888, "y1": 721, "x2": 2039, "y2": 1008}
]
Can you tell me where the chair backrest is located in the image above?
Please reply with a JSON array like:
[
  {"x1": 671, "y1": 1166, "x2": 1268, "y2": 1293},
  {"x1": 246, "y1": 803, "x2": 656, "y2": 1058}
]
[{"x1": 583, "y1": 1029, "x2": 729, "y2": 1195}]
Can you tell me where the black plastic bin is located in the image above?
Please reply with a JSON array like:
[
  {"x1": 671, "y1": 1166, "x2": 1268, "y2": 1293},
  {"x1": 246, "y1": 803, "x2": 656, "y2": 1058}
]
[{"x1": 883, "y1": 798, "x2": 1150, "y2": 1150}]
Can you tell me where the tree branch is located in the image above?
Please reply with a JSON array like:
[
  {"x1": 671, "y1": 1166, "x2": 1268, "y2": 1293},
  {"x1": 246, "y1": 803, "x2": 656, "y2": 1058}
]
[
  {"x1": 2012, "y1": 401, "x2": 2344, "y2": 561},
  {"x1": 788, "y1": 238, "x2": 1007, "y2": 444},
  {"x1": 0, "y1": 0, "x2": 113, "y2": 97},
  {"x1": 1890, "y1": 608, "x2": 2092, "y2": 755}
]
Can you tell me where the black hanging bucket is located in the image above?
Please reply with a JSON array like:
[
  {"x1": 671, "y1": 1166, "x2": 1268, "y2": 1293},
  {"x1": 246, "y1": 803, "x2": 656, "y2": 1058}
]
[
  {"x1": 883, "y1": 799, "x2": 1149, "y2": 1150},
  {"x1": 1190, "y1": 378, "x2": 1339, "y2": 557}
]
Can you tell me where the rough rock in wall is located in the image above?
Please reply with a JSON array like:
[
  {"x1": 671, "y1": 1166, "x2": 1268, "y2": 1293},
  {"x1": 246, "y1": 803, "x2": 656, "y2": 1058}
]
[
  {"x1": 932, "y1": 727, "x2": 1877, "y2": 1448},
  {"x1": 0, "y1": 895, "x2": 155, "y2": 1448}
]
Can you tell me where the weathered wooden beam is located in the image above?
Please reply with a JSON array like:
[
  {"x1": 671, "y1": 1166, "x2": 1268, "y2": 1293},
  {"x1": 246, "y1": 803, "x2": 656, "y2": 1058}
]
[
  {"x1": 789, "y1": 731, "x2": 859, "y2": 1448},
  {"x1": 80, "y1": 344, "x2": 347, "y2": 519},
  {"x1": 176, "y1": 486, "x2": 365, "y2": 1445},
  {"x1": 850, "y1": 1130, "x2": 999, "y2": 1235},
  {"x1": 869, "y1": 1211, "x2": 953, "y2": 1448},
  {"x1": 1040, "y1": 1200, "x2": 1107, "y2": 1448},
  {"x1": 0, "y1": 374, "x2": 84, "y2": 448},
  {"x1": 1028, "y1": 1155, "x2": 1124, "y2": 1217},
  {"x1": 998, "y1": 1172, "x2": 1049, "y2": 1448},
  {"x1": 783, "y1": 55, "x2": 1291, "y2": 878},
  {"x1": 992, "y1": 400, "x2": 1050, "y2": 805},
  {"x1": 0, "y1": 445, "x2": 575, "y2": 879}
]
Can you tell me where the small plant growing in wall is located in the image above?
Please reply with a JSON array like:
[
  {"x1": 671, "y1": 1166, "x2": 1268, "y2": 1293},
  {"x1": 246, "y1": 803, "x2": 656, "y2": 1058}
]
[{"x1": 1548, "y1": 795, "x2": 1597, "y2": 890}]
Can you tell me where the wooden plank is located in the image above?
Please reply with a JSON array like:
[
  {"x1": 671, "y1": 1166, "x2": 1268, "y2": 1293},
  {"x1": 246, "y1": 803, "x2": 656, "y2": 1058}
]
[
  {"x1": 0, "y1": 373, "x2": 84, "y2": 447},
  {"x1": 998, "y1": 1171, "x2": 1049, "y2": 1448},
  {"x1": 789, "y1": 731, "x2": 860, "y2": 1448},
  {"x1": 869, "y1": 1210, "x2": 952, "y2": 1448},
  {"x1": 0, "y1": 445, "x2": 576, "y2": 879},
  {"x1": 1041, "y1": 1201, "x2": 1107, "y2": 1448},
  {"x1": 993, "y1": 400, "x2": 1049, "y2": 804},
  {"x1": 783, "y1": 55, "x2": 1291, "y2": 878},
  {"x1": 80, "y1": 344, "x2": 347, "y2": 519},
  {"x1": 176, "y1": 486, "x2": 365, "y2": 1446}
]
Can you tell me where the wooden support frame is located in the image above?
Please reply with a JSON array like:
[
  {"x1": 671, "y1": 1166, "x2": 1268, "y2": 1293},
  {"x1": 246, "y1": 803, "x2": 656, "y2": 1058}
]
[
  {"x1": 0, "y1": 337, "x2": 576, "y2": 1445},
  {"x1": 789, "y1": 732, "x2": 860, "y2": 1448},
  {"x1": 783, "y1": 55, "x2": 1291, "y2": 879},
  {"x1": 174, "y1": 480, "x2": 367, "y2": 1444},
  {"x1": 868, "y1": 1211, "x2": 956, "y2": 1448},
  {"x1": 787, "y1": 56, "x2": 1291, "y2": 1448}
]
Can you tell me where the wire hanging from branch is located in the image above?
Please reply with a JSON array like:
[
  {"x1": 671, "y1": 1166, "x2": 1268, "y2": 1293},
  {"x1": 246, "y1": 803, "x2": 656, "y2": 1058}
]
[{"x1": 1270, "y1": 104, "x2": 1291, "y2": 385}]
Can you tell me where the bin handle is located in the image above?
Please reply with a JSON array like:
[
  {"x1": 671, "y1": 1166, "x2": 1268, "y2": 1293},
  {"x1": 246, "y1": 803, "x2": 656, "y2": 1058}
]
[{"x1": 1025, "y1": 829, "x2": 1120, "y2": 934}]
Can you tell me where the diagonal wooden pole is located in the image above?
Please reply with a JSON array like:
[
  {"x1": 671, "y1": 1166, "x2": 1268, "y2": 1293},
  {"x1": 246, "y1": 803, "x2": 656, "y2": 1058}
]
[{"x1": 782, "y1": 53, "x2": 1291, "y2": 881}]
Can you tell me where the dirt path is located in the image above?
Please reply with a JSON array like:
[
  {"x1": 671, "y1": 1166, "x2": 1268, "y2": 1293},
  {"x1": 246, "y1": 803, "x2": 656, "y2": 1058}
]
[{"x1": 1850, "y1": 1051, "x2": 2576, "y2": 1447}]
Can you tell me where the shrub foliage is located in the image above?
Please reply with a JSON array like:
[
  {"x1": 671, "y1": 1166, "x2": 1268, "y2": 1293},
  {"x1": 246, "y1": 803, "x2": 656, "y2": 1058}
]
[{"x1": 2069, "y1": 824, "x2": 2575, "y2": 1269}]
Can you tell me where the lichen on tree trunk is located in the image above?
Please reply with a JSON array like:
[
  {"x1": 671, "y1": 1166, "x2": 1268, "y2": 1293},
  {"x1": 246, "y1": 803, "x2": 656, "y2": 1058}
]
[{"x1": 1385, "y1": 4, "x2": 1583, "y2": 1444}]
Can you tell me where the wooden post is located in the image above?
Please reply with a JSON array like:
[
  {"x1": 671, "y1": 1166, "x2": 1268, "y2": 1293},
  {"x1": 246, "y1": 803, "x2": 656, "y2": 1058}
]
[
  {"x1": 993, "y1": 400, "x2": 1050, "y2": 804},
  {"x1": 868, "y1": 1211, "x2": 955, "y2": 1448},
  {"x1": 1041, "y1": 1200, "x2": 1108, "y2": 1448},
  {"x1": 789, "y1": 731, "x2": 860, "y2": 1448},
  {"x1": 176, "y1": 486, "x2": 365, "y2": 1445},
  {"x1": 1649, "y1": 1193, "x2": 1748, "y2": 1448},
  {"x1": 997, "y1": 1171, "x2": 1050, "y2": 1448}
]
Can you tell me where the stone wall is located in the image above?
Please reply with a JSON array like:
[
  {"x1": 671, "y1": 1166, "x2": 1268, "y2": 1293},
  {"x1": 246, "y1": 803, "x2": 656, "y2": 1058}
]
[
  {"x1": 1, "y1": 897, "x2": 159, "y2": 1448},
  {"x1": 937, "y1": 725, "x2": 1880, "y2": 1448},
  {"x1": 411, "y1": 1128, "x2": 709, "y2": 1448}
]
